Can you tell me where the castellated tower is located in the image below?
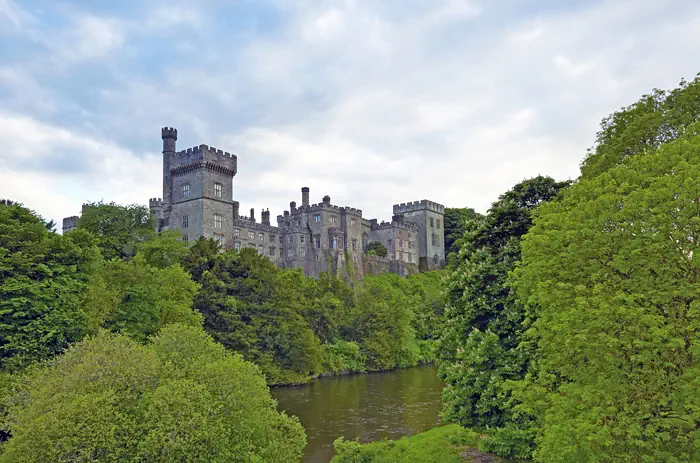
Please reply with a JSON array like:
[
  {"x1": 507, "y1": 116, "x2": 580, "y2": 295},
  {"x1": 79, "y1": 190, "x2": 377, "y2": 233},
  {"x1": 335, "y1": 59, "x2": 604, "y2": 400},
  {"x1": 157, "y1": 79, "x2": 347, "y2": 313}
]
[
  {"x1": 393, "y1": 200, "x2": 446, "y2": 270},
  {"x1": 159, "y1": 127, "x2": 237, "y2": 246}
]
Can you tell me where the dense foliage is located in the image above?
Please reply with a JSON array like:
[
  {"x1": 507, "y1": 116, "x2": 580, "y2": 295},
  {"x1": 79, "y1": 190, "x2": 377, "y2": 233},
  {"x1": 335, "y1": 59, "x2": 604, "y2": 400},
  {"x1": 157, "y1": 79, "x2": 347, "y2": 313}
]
[
  {"x1": 366, "y1": 241, "x2": 388, "y2": 257},
  {"x1": 182, "y1": 237, "x2": 447, "y2": 384},
  {"x1": 510, "y1": 128, "x2": 700, "y2": 462},
  {"x1": 437, "y1": 176, "x2": 569, "y2": 443},
  {"x1": 78, "y1": 201, "x2": 155, "y2": 260},
  {"x1": 581, "y1": 74, "x2": 700, "y2": 179},
  {"x1": 0, "y1": 324, "x2": 306, "y2": 462},
  {"x1": 443, "y1": 207, "x2": 483, "y2": 265}
]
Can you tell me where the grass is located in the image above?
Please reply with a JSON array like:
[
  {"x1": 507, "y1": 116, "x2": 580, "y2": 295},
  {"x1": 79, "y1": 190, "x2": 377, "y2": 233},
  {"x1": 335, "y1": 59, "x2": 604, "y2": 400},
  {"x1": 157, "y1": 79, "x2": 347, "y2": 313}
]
[{"x1": 331, "y1": 424, "x2": 520, "y2": 463}]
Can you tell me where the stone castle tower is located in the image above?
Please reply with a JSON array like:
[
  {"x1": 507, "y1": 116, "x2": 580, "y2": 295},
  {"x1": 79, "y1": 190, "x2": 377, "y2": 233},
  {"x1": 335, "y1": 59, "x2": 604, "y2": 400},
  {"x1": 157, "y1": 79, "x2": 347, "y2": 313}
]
[{"x1": 66, "y1": 127, "x2": 446, "y2": 277}]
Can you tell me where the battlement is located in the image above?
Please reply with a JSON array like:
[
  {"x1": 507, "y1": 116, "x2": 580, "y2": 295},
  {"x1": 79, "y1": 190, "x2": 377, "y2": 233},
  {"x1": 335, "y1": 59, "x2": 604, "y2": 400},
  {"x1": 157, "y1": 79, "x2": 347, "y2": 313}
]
[
  {"x1": 371, "y1": 220, "x2": 419, "y2": 231},
  {"x1": 62, "y1": 216, "x2": 79, "y2": 233},
  {"x1": 340, "y1": 206, "x2": 363, "y2": 217},
  {"x1": 161, "y1": 127, "x2": 177, "y2": 140},
  {"x1": 169, "y1": 144, "x2": 237, "y2": 176},
  {"x1": 232, "y1": 217, "x2": 280, "y2": 234},
  {"x1": 149, "y1": 198, "x2": 162, "y2": 209},
  {"x1": 393, "y1": 199, "x2": 445, "y2": 215},
  {"x1": 309, "y1": 203, "x2": 341, "y2": 212}
]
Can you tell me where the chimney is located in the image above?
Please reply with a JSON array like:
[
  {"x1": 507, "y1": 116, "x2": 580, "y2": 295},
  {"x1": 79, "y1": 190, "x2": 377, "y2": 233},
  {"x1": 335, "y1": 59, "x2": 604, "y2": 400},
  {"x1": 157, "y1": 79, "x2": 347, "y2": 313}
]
[
  {"x1": 250, "y1": 208, "x2": 255, "y2": 222},
  {"x1": 290, "y1": 201, "x2": 297, "y2": 213},
  {"x1": 262, "y1": 209, "x2": 270, "y2": 225},
  {"x1": 233, "y1": 201, "x2": 239, "y2": 219},
  {"x1": 284, "y1": 210, "x2": 289, "y2": 218},
  {"x1": 301, "y1": 187, "x2": 310, "y2": 207},
  {"x1": 322, "y1": 195, "x2": 331, "y2": 206}
]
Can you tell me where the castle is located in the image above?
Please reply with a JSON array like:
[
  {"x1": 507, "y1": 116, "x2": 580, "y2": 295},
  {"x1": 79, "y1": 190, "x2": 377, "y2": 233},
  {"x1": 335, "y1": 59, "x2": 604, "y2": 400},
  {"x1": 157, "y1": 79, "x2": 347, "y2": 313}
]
[{"x1": 64, "y1": 127, "x2": 445, "y2": 278}]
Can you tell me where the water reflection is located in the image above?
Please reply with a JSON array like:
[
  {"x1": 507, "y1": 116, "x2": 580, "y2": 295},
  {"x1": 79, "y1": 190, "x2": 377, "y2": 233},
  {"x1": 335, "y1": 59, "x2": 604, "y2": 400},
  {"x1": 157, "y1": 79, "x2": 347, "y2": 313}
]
[{"x1": 272, "y1": 364, "x2": 443, "y2": 463}]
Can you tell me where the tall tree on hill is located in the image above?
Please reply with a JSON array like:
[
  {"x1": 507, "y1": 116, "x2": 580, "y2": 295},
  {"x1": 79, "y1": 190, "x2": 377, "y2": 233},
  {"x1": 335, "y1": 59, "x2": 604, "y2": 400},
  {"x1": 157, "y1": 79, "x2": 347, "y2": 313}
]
[
  {"x1": 582, "y1": 74, "x2": 700, "y2": 179},
  {"x1": 77, "y1": 201, "x2": 154, "y2": 260},
  {"x1": 437, "y1": 176, "x2": 569, "y2": 457},
  {"x1": 511, "y1": 127, "x2": 700, "y2": 462}
]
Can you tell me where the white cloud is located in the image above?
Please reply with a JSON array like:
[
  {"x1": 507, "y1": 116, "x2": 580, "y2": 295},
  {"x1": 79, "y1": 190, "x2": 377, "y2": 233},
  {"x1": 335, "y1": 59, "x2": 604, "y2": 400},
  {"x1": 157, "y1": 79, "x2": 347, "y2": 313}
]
[
  {"x1": 47, "y1": 15, "x2": 125, "y2": 64},
  {"x1": 0, "y1": 113, "x2": 160, "y2": 227},
  {"x1": 3, "y1": 0, "x2": 700, "y2": 225}
]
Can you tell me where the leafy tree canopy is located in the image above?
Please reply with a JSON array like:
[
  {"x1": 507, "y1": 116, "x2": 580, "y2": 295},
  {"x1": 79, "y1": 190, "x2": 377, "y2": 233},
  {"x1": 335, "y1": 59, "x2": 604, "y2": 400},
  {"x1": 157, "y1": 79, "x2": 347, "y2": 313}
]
[
  {"x1": 443, "y1": 207, "x2": 483, "y2": 266},
  {"x1": 581, "y1": 74, "x2": 700, "y2": 178},
  {"x1": 511, "y1": 127, "x2": 700, "y2": 463},
  {"x1": 0, "y1": 202, "x2": 100, "y2": 371},
  {"x1": 0, "y1": 324, "x2": 306, "y2": 462},
  {"x1": 77, "y1": 201, "x2": 154, "y2": 260},
  {"x1": 438, "y1": 176, "x2": 569, "y2": 445}
]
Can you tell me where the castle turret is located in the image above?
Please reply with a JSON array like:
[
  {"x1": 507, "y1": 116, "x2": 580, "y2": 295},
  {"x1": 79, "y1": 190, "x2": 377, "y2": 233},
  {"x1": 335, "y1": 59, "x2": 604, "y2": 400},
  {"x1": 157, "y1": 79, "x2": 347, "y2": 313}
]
[
  {"x1": 323, "y1": 195, "x2": 331, "y2": 206},
  {"x1": 290, "y1": 201, "x2": 297, "y2": 214},
  {"x1": 161, "y1": 127, "x2": 177, "y2": 205},
  {"x1": 301, "y1": 187, "x2": 310, "y2": 207}
]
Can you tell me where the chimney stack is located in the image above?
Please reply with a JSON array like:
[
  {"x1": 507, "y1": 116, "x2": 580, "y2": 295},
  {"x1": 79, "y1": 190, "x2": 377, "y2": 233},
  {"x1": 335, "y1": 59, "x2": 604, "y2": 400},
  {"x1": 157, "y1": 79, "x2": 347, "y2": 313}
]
[
  {"x1": 322, "y1": 195, "x2": 331, "y2": 206},
  {"x1": 250, "y1": 208, "x2": 255, "y2": 222},
  {"x1": 262, "y1": 209, "x2": 270, "y2": 225},
  {"x1": 301, "y1": 187, "x2": 310, "y2": 207},
  {"x1": 290, "y1": 201, "x2": 297, "y2": 213}
]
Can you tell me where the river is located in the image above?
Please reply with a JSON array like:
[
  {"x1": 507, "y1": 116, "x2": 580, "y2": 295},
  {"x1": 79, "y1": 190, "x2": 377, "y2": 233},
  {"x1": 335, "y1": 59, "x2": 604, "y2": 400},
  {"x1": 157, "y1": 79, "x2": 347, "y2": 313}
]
[{"x1": 272, "y1": 364, "x2": 443, "y2": 462}]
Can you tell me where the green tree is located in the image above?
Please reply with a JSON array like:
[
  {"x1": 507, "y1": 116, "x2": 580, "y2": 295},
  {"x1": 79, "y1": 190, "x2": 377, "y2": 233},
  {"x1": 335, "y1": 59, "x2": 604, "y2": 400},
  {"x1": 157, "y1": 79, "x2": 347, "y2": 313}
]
[
  {"x1": 0, "y1": 203, "x2": 100, "y2": 371},
  {"x1": 443, "y1": 207, "x2": 483, "y2": 266},
  {"x1": 582, "y1": 74, "x2": 700, "y2": 179},
  {"x1": 366, "y1": 242, "x2": 388, "y2": 257},
  {"x1": 135, "y1": 230, "x2": 190, "y2": 269},
  {"x1": 77, "y1": 201, "x2": 154, "y2": 260},
  {"x1": 82, "y1": 253, "x2": 201, "y2": 342},
  {"x1": 183, "y1": 247, "x2": 322, "y2": 385},
  {"x1": 510, "y1": 128, "x2": 700, "y2": 462},
  {"x1": 0, "y1": 324, "x2": 306, "y2": 462},
  {"x1": 437, "y1": 176, "x2": 569, "y2": 456}
]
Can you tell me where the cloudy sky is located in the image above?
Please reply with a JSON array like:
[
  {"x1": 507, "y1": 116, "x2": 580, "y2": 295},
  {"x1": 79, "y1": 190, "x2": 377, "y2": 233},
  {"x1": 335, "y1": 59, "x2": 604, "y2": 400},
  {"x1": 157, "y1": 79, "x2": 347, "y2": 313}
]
[{"x1": 1, "y1": 0, "x2": 699, "y2": 228}]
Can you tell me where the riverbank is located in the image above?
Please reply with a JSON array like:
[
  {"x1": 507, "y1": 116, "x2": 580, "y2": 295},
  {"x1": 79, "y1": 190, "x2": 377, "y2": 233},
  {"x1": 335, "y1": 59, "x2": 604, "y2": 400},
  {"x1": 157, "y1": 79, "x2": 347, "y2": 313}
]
[{"x1": 331, "y1": 425, "x2": 521, "y2": 463}]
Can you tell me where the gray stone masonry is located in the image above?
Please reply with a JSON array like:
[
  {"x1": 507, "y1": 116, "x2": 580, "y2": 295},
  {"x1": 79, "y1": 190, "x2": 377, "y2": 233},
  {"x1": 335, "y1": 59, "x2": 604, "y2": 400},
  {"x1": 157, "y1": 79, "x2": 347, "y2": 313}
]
[{"x1": 62, "y1": 128, "x2": 447, "y2": 278}]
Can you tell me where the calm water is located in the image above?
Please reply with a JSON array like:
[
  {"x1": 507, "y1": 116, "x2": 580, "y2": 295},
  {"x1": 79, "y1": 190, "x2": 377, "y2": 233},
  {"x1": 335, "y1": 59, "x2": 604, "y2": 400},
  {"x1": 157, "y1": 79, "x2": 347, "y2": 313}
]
[{"x1": 272, "y1": 364, "x2": 443, "y2": 463}]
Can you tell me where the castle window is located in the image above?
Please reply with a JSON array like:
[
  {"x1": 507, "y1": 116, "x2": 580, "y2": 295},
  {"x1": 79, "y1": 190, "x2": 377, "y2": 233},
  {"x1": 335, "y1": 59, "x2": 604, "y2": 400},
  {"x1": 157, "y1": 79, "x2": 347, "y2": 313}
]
[
  {"x1": 400, "y1": 251, "x2": 404, "y2": 261},
  {"x1": 258, "y1": 245, "x2": 264, "y2": 254},
  {"x1": 183, "y1": 235, "x2": 188, "y2": 242},
  {"x1": 235, "y1": 228, "x2": 240, "y2": 237},
  {"x1": 314, "y1": 214, "x2": 321, "y2": 223},
  {"x1": 271, "y1": 234, "x2": 276, "y2": 242},
  {"x1": 408, "y1": 233, "x2": 411, "y2": 239},
  {"x1": 235, "y1": 241, "x2": 241, "y2": 251},
  {"x1": 269, "y1": 246, "x2": 275, "y2": 256},
  {"x1": 214, "y1": 182, "x2": 222, "y2": 198},
  {"x1": 351, "y1": 218, "x2": 358, "y2": 228},
  {"x1": 215, "y1": 233, "x2": 224, "y2": 246},
  {"x1": 399, "y1": 239, "x2": 403, "y2": 248},
  {"x1": 432, "y1": 233, "x2": 438, "y2": 246},
  {"x1": 182, "y1": 183, "x2": 190, "y2": 198},
  {"x1": 214, "y1": 213, "x2": 223, "y2": 229},
  {"x1": 248, "y1": 231, "x2": 255, "y2": 239},
  {"x1": 258, "y1": 232, "x2": 264, "y2": 241},
  {"x1": 288, "y1": 248, "x2": 294, "y2": 258},
  {"x1": 300, "y1": 248, "x2": 306, "y2": 257},
  {"x1": 408, "y1": 253, "x2": 412, "y2": 262},
  {"x1": 436, "y1": 219, "x2": 441, "y2": 229},
  {"x1": 351, "y1": 239, "x2": 357, "y2": 251},
  {"x1": 429, "y1": 217, "x2": 434, "y2": 227},
  {"x1": 288, "y1": 235, "x2": 294, "y2": 244},
  {"x1": 279, "y1": 235, "x2": 283, "y2": 244},
  {"x1": 332, "y1": 237, "x2": 337, "y2": 249},
  {"x1": 300, "y1": 235, "x2": 305, "y2": 243},
  {"x1": 182, "y1": 215, "x2": 188, "y2": 228},
  {"x1": 330, "y1": 215, "x2": 337, "y2": 224},
  {"x1": 314, "y1": 235, "x2": 321, "y2": 249}
]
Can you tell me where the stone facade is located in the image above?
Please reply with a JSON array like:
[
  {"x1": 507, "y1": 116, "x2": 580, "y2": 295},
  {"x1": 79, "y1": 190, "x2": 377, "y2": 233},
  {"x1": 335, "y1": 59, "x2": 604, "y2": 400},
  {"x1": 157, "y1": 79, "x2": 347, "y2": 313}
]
[{"x1": 65, "y1": 127, "x2": 446, "y2": 278}]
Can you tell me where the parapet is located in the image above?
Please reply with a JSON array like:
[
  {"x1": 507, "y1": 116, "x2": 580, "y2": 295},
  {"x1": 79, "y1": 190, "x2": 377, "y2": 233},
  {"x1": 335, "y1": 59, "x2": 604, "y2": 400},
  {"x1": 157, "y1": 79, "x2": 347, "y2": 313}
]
[
  {"x1": 161, "y1": 127, "x2": 177, "y2": 140},
  {"x1": 392, "y1": 199, "x2": 445, "y2": 215},
  {"x1": 149, "y1": 198, "x2": 162, "y2": 209},
  {"x1": 170, "y1": 144, "x2": 237, "y2": 176},
  {"x1": 340, "y1": 206, "x2": 363, "y2": 218}
]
